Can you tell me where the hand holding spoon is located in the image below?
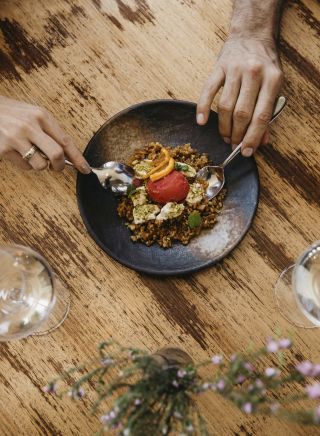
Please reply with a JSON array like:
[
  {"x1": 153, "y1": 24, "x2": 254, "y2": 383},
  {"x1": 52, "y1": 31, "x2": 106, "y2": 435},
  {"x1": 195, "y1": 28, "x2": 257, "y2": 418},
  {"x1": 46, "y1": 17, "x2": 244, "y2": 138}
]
[{"x1": 196, "y1": 96, "x2": 287, "y2": 200}]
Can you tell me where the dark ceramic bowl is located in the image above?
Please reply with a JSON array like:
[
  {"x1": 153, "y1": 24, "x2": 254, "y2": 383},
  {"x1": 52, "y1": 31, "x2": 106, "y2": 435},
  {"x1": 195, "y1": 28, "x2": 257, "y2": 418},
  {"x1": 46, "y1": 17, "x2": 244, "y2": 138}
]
[{"x1": 76, "y1": 100, "x2": 259, "y2": 276}]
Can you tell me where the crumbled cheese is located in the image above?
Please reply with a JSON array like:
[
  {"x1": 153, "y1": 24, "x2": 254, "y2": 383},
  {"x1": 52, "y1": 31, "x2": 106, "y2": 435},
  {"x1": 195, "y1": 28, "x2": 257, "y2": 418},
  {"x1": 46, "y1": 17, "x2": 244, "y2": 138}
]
[
  {"x1": 156, "y1": 202, "x2": 185, "y2": 221},
  {"x1": 133, "y1": 160, "x2": 153, "y2": 178},
  {"x1": 186, "y1": 183, "x2": 204, "y2": 205},
  {"x1": 130, "y1": 186, "x2": 148, "y2": 206},
  {"x1": 175, "y1": 162, "x2": 196, "y2": 178},
  {"x1": 133, "y1": 204, "x2": 160, "y2": 224}
]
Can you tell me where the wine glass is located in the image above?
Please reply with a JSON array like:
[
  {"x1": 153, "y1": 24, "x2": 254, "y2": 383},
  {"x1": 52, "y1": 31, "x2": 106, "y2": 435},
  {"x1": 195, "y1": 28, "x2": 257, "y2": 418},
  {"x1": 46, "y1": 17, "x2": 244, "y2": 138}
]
[
  {"x1": 275, "y1": 241, "x2": 320, "y2": 328},
  {"x1": 0, "y1": 244, "x2": 70, "y2": 341}
]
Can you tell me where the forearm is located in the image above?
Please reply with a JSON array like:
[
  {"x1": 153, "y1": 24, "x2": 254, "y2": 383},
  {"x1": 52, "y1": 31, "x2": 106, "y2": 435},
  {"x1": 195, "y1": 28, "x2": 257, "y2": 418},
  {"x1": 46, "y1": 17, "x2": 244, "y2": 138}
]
[{"x1": 229, "y1": 0, "x2": 285, "y2": 41}]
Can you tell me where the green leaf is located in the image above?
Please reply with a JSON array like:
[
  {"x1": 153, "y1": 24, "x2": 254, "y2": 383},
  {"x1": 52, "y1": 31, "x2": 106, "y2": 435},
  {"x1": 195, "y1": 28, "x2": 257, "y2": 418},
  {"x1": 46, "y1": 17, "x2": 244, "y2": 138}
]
[
  {"x1": 175, "y1": 162, "x2": 189, "y2": 171},
  {"x1": 188, "y1": 211, "x2": 202, "y2": 228},
  {"x1": 126, "y1": 184, "x2": 137, "y2": 197}
]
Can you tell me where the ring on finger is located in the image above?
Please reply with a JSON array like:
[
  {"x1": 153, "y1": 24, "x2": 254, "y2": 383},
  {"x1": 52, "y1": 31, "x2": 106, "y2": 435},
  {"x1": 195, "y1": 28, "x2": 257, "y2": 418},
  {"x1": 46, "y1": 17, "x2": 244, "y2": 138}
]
[{"x1": 22, "y1": 145, "x2": 38, "y2": 161}]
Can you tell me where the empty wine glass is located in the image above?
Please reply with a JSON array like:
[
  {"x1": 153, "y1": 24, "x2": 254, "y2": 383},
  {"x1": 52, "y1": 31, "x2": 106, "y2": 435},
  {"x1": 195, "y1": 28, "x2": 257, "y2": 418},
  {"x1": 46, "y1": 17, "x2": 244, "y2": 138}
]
[
  {"x1": 0, "y1": 244, "x2": 70, "y2": 341},
  {"x1": 275, "y1": 241, "x2": 320, "y2": 328}
]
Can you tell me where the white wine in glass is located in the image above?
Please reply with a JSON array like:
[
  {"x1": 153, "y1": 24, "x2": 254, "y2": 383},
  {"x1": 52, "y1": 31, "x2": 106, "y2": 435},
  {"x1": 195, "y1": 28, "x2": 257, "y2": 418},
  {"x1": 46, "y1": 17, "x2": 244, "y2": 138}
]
[
  {"x1": 275, "y1": 241, "x2": 320, "y2": 328},
  {"x1": 0, "y1": 245, "x2": 70, "y2": 341}
]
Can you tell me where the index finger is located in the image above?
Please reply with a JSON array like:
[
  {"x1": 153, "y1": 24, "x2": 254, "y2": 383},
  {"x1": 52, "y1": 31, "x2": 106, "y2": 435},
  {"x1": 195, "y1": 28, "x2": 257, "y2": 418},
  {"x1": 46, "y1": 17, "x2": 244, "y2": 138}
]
[
  {"x1": 37, "y1": 109, "x2": 91, "y2": 174},
  {"x1": 197, "y1": 67, "x2": 225, "y2": 125}
]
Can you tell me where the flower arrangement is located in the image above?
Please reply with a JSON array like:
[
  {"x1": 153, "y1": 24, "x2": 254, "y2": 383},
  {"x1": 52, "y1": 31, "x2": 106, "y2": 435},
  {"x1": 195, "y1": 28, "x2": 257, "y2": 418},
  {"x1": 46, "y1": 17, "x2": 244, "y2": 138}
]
[{"x1": 44, "y1": 338, "x2": 320, "y2": 435}]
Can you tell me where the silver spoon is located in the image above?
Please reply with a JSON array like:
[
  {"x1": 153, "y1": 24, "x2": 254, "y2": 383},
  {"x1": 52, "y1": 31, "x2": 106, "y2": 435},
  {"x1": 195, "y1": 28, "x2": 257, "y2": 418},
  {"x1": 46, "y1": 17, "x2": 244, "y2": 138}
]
[
  {"x1": 65, "y1": 160, "x2": 134, "y2": 194},
  {"x1": 196, "y1": 96, "x2": 287, "y2": 200}
]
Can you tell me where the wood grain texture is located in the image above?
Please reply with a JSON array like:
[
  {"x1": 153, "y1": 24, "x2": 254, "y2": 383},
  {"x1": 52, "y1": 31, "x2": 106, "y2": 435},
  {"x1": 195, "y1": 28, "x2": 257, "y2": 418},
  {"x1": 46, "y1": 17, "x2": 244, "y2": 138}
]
[{"x1": 0, "y1": 0, "x2": 319, "y2": 434}]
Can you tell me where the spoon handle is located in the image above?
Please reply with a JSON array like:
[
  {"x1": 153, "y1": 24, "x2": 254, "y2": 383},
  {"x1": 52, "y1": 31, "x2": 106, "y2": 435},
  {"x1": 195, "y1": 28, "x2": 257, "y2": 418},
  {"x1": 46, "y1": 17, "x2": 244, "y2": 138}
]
[{"x1": 221, "y1": 96, "x2": 287, "y2": 169}]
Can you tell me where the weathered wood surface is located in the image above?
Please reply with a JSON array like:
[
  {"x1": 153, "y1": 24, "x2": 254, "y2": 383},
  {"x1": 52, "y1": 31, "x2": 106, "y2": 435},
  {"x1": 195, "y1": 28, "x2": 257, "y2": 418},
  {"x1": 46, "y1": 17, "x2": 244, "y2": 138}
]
[{"x1": 0, "y1": 0, "x2": 319, "y2": 434}]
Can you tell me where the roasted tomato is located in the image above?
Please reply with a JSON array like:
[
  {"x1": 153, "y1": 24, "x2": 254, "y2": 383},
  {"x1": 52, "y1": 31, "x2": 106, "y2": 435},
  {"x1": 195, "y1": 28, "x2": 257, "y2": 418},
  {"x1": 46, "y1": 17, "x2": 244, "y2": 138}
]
[{"x1": 147, "y1": 170, "x2": 189, "y2": 204}]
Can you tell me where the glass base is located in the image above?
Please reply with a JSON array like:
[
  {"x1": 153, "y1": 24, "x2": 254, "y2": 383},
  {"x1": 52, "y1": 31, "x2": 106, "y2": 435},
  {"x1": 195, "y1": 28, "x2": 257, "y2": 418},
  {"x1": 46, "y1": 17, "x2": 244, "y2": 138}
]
[
  {"x1": 275, "y1": 265, "x2": 318, "y2": 329},
  {"x1": 33, "y1": 275, "x2": 71, "y2": 336}
]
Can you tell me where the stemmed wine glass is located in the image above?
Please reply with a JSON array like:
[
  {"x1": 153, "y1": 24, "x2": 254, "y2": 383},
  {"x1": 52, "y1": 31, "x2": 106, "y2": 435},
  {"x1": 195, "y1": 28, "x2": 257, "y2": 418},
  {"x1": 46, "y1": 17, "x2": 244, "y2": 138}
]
[
  {"x1": 275, "y1": 241, "x2": 320, "y2": 328},
  {"x1": 0, "y1": 244, "x2": 70, "y2": 341}
]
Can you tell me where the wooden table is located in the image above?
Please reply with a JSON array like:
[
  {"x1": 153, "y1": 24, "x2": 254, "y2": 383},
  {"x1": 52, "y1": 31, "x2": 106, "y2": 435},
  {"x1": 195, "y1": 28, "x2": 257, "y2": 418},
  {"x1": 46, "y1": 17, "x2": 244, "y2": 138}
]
[{"x1": 0, "y1": 1, "x2": 319, "y2": 434}]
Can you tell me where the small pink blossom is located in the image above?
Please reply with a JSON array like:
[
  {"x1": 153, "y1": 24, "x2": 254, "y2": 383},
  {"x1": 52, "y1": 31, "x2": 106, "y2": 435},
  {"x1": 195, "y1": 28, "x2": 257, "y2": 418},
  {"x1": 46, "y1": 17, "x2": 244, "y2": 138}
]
[
  {"x1": 296, "y1": 361, "x2": 314, "y2": 376},
  {"x1": 211, "y1": 355, "x2": 223, "y2": 365},
  {"x1": 255, "y1": 379, "x2": 264, "y2": 389},
  {"x1": 242, "y1": 402, "x2": 253, "y2": 414},
  {"x1": 134, "y1": 398, "x2": 142, "y2": 406},
  {"x1": 42, "y1": 383, "x2": 56, "y2": 394},
  {"x1": 244, "y1": 362, "x2": 255, "y2": 372},
  {"x1": 266, "y1": 339, "x2": 279, "y2": 353},
  {"x1": 265, "y1": 367, "x2": 279, "y2": 377},
  {"x1": 230, "y1": 354, "x2": 237, "y2": 362},
  {"x1": 270, "y1": 403, "x2": 280, "y2": 413},
  {"x1": 216, "y1": 379, "x2": 225, "y2": 391},
  {"x1": 306, "y1": 383, "x2": 320, "y2": 399},
  {"x1": 174, "y1": 411, "x2": 183, "y2": 419},
  {"x1": 236, "y1": 375, "x2": 246, "y2": 384},
  {"x1": 177, "y1": 369, "x2": 187, "y2": 378},
  {"x1": 172, "y1": 380, "x2": 179, "y2": 388},
  {"x1": 278, "y1": 338, "x2": 292, "y2": 349},
  {"x1": 312, "y1": 364, "x2": 320, "y2": 377}
]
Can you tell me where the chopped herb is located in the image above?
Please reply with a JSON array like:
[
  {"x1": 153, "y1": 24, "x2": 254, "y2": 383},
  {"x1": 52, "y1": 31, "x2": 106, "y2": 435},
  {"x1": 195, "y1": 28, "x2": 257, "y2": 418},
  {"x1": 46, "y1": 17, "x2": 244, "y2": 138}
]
[
  {"x1": 126, "y1": 184, "x2": 137, "y2": 198},
  {"x1": 175, "y1": 162, "x2": 189, "y2": 171},
  {"x1": 188, "y1": 211, "x2": 202, "y2": 228}
]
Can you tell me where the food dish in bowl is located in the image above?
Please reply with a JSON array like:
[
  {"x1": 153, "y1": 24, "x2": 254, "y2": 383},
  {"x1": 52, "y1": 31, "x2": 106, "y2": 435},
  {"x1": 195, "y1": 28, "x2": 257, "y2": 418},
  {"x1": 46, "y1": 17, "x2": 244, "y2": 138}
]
[
  {"x1": 76, "y1": 100, "x2": 259, "y2": 276},
  {"x1": 117, "y1": 142, "x2": 226, "y2": 247}
]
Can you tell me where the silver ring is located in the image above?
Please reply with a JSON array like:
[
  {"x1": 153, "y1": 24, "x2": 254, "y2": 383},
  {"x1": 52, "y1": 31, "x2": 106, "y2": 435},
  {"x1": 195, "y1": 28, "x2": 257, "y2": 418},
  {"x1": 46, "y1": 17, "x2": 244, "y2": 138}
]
[{"x1": 22, "y1": 145, "x2": 38, "y2": 161}]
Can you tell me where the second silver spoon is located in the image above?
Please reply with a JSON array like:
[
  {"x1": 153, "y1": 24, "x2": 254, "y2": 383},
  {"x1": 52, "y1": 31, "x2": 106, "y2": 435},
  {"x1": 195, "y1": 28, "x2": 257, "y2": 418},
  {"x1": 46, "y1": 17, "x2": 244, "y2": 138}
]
[{"x1": 196, "y1": 96, "x2": 287, "y2": 200}]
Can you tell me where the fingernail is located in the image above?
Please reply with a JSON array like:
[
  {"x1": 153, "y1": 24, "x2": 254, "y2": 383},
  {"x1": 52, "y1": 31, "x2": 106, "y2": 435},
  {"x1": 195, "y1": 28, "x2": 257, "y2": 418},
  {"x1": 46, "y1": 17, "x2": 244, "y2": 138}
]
[
  {"x1": 81, "y1": 162, "x2": 91, "y2": 174},
  {"x1": 242, "y1": 147, "x2": 254, "y2": 157},
  {"x1": 223, "y1": 137, "x2": 230, "y2": 144},
  {"x1": 197, "y1": 113, "x2": 205, "y2": 125},
  {"x1": 232, "y1": 144, "x2": 237, "y2": 150}
]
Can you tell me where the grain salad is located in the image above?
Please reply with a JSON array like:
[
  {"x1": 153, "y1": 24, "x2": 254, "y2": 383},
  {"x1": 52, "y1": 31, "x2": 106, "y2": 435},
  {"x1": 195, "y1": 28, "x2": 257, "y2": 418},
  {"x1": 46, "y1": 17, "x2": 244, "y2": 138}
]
[{"x1": 117, "y1": 142, "x2": 226, "y2": 248}]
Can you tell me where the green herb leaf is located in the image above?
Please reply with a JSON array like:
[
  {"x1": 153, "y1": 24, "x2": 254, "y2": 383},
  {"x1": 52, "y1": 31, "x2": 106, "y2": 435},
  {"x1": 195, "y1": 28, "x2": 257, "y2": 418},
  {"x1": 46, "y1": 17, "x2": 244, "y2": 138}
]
[
  {"x1": 188, "y1": 211, "x2": 202, "y2": 228},
  {"x1": 175, "y1": 162, "x2": 189, "y2": 171},
  {"x1": 126, "y1": 184, "x2": 137, "y2": 198}
]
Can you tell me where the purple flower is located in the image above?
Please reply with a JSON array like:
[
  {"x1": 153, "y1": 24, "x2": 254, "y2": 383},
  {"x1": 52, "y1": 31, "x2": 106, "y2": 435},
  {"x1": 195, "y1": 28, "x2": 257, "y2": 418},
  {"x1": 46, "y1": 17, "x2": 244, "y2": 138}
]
[
  {"x1": 186, "y1": 424, "x2": 194, "y2": 433},
  {"x1": 244, "y1": 362, "x2": 255, "y2": 373},
  {"x1": 306, "y1": 383, "x2": 320, "y2": 399},
  {"x1": 230, "y1": 354, "x2": 237, "y2": 362},
  {"x1": 216, "y1": 379, "x2": 226, "y2": 391},
  {"x1": 100, "y1": 414, "x2": 110, "y2": 425},
  {"x1": 202, "y1": 382, "x2": 210, "y2": 391},
  {"x1": 314, "y1": 406, "x2": 320, "y2": 424},
  {"x1": 270, "y1": 403, "x2": 280, "y2": 413},
  {"x1": 68, "y1": 387, "x2": 85, "y2": 399},
  {"x1": 278, "y1": 338, "x2": 292, "y2": 349},
  {"x1": 242, "y1": 403, "x2": 253, "y2": 414},
  {"x1": 236, "y1": 375, "x2": 246, "y2": 384},
  {"x1": 101, "y1": 357, "x2": 114, "y2": 366},
  {"x1": 265, "y1": 367, "x2": 279, "y2": 377},
  {"x1": 211, "y1": 355, "x2": 223, "y2": 365},
  {"x1": 42, "y1": 383, "x2": 56, "y2": 394},
  {"x1": 177, "y1": 369, "x2": 187, "y2": 378},
  {"x1": 266, "y1": 339, "x2": 279, "y2": 353},
  {"x1": 255, "y1": 379, "x2": 264, "y2": 389},
  {"x1": 312, "y1": 364, "x2": 320, "y2": 377},
  {"x1": 296, "y1": 361, "x2": 314, "y2": 376},
  {"x1": 174, "y1": 411, "x2": 183, "y2": 419},
  {"x1": 172, "y1": 380, "x2": 179, "y2": 388}
]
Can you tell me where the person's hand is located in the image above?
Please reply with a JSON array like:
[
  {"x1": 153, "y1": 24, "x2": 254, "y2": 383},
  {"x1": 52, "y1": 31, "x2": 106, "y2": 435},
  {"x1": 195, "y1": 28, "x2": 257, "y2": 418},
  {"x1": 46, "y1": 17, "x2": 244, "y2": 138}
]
[
  {"x1": 197, "y1": 38, "x2": 283, "y2": 156},
  {"x1": 0, "y1": 96, "x2": 91, "y2": 173}
]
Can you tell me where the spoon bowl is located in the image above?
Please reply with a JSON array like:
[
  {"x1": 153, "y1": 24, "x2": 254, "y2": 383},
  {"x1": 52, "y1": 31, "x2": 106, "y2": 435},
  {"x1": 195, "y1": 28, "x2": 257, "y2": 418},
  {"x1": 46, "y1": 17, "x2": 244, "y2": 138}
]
[
  {"x1": 197, "y1": 96, "x2": 287, "y2": 200},
  {"x1": 65, "y1": 160, "x2": 134, "y2": 194}
]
